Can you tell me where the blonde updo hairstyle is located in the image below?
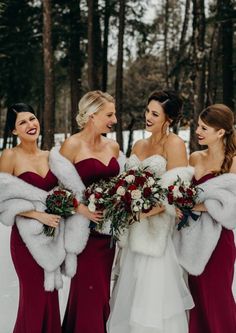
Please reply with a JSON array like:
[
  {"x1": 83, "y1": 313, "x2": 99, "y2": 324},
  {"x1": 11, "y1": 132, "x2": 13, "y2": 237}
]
[
  {"x1": 200, "y1": 104, "x2": 236, "y2": 174},
  {"x1": 76, "y1": 90, "x2": 115, "y2": 129}
]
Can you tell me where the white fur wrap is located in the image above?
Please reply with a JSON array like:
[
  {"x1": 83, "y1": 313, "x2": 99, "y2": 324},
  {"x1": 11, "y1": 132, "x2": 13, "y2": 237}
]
[
  {"x1": 173, "y1": 173, "x2": 236, "y2": 275},
  {"x1": 119, "y1": 166, "x2": 194, "y2": 257},
  {"x1": 0, "y1": 173, "x2": 66, "y2": 291},
  {"x1": 49, "y1": 147, "x2": 126, "y2": 277}
]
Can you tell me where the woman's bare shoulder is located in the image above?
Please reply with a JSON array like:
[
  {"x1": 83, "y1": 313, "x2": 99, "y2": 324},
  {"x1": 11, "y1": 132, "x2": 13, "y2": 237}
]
[{"x1": 0, "y1": 148, "x2": 16, "y2": 173}]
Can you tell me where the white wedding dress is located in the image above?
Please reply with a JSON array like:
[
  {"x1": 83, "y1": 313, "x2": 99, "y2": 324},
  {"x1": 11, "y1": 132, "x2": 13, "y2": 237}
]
[{"x1": 107, "y1": 154, "x2": 194, "y2": 333}]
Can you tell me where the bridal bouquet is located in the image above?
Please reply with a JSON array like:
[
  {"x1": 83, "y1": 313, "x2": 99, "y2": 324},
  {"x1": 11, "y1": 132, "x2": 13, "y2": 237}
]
[
  {"x1": 44, "y1": 188, "x2": 79, "y2": 236},
  {"x1": 104, "y1": 168, "x2": 165, "y2": 240},
  {"x1": 166, "y1": 176, "x2": 201, "y2": 230}
]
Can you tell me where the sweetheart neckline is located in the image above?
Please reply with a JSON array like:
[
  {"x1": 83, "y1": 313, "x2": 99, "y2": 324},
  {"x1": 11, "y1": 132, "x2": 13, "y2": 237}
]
[
  {"x1": 74, "y1": 156, "x2": 117, "y2": 168},
  {"x1": 130, "y1": 154, "x2": 167, "y2": 164},
  {"x1": 17, "y1": 169, "x2": 51, "y2": 179}
]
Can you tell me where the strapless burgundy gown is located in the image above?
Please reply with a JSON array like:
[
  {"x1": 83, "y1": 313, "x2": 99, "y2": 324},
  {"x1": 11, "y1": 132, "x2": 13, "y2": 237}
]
[
  {"x1": 10, "y1": 170, "x2": 61, "y2": 333},
  {"x1": 189, "y1": 173, "x2": 236, "y2": 333},
  {"x1": 62, "y1": 157, "x2": 120, "y2": 333}
]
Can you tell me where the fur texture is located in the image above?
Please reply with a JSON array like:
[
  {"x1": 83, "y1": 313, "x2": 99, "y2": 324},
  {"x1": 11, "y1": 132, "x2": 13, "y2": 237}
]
[
  {"x1": 49, "y1": 147, "x2": 126, "y2": 277},
  {"x1": 0, "y1": 173, "x2": 66, "y2": 291},
  {"x1": 173, "y1": 173, "x2": 236, "y2": 275}
]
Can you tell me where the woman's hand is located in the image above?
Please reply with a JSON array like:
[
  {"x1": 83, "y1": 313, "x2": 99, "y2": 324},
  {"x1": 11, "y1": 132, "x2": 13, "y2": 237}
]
[
  {"x1": 175, "y1": 207, "x2": 183, "y2": 220},
  {"x1": 141, "y1": 205, "x2": 166, "y2": 219},
  {"x1": 192, "y1": 203, "x2": 207, "y2": 212},
  {"x1": 77, "y1": 203, "x2": 103, "y2": 223},
  {"x1": 18, "y1": 211, "x2": 61, "y2": 228}
]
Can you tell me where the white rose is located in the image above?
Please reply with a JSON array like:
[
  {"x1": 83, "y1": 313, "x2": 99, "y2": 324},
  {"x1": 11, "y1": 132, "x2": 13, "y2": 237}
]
[
  {"x1": 117, "y1": 186, "x2": 126, "y2": 196},
  {"x1": 88, "y1": 202, "x2": 96, "y2": 212},
  {"x1": 131, "y1": 189, "x2": 142, "y2": 199},
  {"x1": 125, "y1": 175, "x2": 135, "y2": 183},
  {"x1": 147, "y1": 177, "x2": 155, "y2": 186},
  {"x1": 96, "y1": 187, "x2": 103, "y2": 193},
  {"x1": 173, "y1": 186, "x2": 182, "y2": 198}
]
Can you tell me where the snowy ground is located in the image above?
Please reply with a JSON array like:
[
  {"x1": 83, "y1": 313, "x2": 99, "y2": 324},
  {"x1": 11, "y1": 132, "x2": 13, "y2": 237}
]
[{"x1": 0, "y1": 129, "x2": 235, "y2": 332}]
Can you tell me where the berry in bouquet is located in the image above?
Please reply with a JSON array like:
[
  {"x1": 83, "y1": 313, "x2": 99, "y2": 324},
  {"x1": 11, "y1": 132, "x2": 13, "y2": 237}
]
[
  {"x1": 44, "y1": 188, "x2": 79, "y2": 237},
  {"x1": 166, "y1": 176, "x2": 201, "y2": 230},
  {"x1": 104, "y1": 168, "x2": 165, "y2": 240}
]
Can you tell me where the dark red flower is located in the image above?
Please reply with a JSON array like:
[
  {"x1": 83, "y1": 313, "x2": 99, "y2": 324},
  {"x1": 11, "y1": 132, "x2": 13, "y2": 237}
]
[
  {"x1": 143, "y1": 187, "x2": 152, "y2": 198},
  {"x1": 128, "y1": 184, "x2": 137, "y2": 191},
  {"x1": 95, "y1": 192, "x2": 102, "y2": 199},
  {"x1": 186, "y1": 188, "x2": 193, "y2": 196},
  {"x1": 135, "y1": 176, "x2": 146, "y2": 186},
  {"x1": 168, "y1": 185, "x2": 174, "y2": 191}
]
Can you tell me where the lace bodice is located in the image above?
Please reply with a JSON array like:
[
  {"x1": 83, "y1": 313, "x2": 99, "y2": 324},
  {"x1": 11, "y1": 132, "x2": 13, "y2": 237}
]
[{"x1": 126, "y1": 154, "x2": 167, "y2": 177}]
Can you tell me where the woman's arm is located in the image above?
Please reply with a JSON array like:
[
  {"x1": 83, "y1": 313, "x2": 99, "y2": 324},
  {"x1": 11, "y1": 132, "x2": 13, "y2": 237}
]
[
  {"x1": 18, "y1": 211, "x2": 60, "y2": 227},
  {"x1": 0, "y1": 149, "x2": 15, "y2": 173},
  {"x1": 166, "y1": 136, "x2": 188, "y2": 170}
]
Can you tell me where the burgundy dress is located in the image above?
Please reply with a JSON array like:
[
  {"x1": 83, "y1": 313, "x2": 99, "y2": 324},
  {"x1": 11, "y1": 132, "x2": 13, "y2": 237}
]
[
  {"x1": 10, "y1": 170, "x2": 61, "y2": 333},
  {"x1": 189, "y1": 173, "x2": 236, "y2": 333},
  {"x1": 62, "y1": 157, "x2": 120, "y2": 333}
]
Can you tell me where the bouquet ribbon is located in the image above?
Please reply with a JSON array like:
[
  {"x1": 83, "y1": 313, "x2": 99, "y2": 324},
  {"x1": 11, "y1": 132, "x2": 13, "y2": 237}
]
[{"x1": 177, "y1": 209, "x2": 200, "y2": 231}]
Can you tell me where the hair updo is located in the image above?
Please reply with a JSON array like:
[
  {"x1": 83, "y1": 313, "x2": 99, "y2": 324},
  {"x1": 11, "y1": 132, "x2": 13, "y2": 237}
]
[
  {"x1": 6, "y1": 103, "x2": 35, "y2": 132},
  {"x1": 199, "y1": 104, "x2": 236, "y2": 174},
  {"x1": 76, "y1": 90, "x2": 115, "y2": 129},
  {"x1": 147, "y1": 90, "x2": 183, "y2": 127}
]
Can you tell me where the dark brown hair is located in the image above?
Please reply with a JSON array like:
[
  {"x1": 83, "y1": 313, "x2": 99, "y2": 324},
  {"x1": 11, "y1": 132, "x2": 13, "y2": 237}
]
[
  {"x1": 7, "y1": 103, "x2": 35, "y2": 132},
  {"x1": 200, "y1": 104, "x2": 236, "y2": 174},
  {"x1": 147, "y1": 90, "x2": 183, "y2": 127}
]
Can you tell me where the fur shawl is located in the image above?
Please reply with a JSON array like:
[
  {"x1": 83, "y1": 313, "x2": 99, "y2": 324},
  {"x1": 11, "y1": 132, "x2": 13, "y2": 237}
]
[
  {"x1": 173, "y1": 173, "x2": 236, "y2": 275},
  {"x1": 0, "y1": 173, "x2": 66, "y2": 291},
  {"x1": 49, "y1": 147, "x2": 126, "y2": 277},
  {"x1": 119, "y1": 166, "x2": 194, "y2": 257}
]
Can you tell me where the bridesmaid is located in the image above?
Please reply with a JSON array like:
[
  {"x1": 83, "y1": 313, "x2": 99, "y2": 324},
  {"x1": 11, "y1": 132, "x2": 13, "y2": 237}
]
[
  {"x1": 0, "y1": 103, "x2": 61, "y2": 333},
  {"x1": 60, "y1": 91, "x2": 120, "y2": 333},
  {"x1": 189, "y1": 104, "x2": 236, "y2": 332}
]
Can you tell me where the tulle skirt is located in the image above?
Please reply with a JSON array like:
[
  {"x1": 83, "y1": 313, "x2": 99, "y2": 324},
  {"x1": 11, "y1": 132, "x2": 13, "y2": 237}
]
[{"x1": 107, "y1": 236, "x2": 194, "y2": 333}]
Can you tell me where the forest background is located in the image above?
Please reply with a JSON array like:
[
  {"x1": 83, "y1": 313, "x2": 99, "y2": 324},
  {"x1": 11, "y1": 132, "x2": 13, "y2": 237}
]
[{"x1": 0, "y1": 0, "x2": 235, "y2": 155}]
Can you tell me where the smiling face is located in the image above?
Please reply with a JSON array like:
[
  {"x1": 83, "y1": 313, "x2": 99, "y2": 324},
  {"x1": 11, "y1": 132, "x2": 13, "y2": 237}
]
[
  {"x1": 13, "y1": 112, "x2": 40, "y2": 141},
  {"x1": 145, "y1": 100, "x2": 168, "y2": 133},
  {"x1": 196, "y1": 117, "x2": 225, "y2": 146},
  {"x1": 92, "y1": 101, "x2": 117, "y2": 134}
]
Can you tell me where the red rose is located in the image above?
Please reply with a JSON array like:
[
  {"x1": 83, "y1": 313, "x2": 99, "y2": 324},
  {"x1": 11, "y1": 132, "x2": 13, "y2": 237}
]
[
  {"x1": 135, "y1": 176, "x2": 146, "y2": 186},
  {"x1": 124, "y1": 192, "x2": 132, "y2": 204},
  {"x1": 95, "y1": 192, "x2": 102, "y2": 199},
  {"x1": 128, "y1": 184, "x2": 137, "y2": 191},
  {"x1": 186, "y1": 188, "x2": 193, "y2": 196},
  {"x1": 143, "y1": 187, "x2": 152, "y2": 198},
  {"x1": 168, "y1": 185, "x2": 174, "y2": 191}
]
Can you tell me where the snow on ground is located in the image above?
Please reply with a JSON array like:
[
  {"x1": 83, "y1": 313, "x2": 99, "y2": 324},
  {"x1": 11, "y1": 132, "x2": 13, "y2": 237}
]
[{"x1": 0, "y1": 129, "x2": 235, "y2": 332}]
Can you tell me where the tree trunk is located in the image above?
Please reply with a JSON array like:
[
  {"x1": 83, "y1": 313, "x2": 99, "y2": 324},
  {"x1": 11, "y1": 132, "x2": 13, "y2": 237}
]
[
  {"x1": 69, "y1": 0, "x2": 83, "y2": 134},
  {"x1": 218, "y1": 0, "x2": 234, "y2": 110},
  {"x1": 87, "y1": 0, "x2": 102, "y2": 90},
  {"x1": 164, "y1": 0, "x2": 169, "y2": 88},
  {"x1": 102, "y1": 0, "x2": 111, "y2": 92},
  {"x1": 174, "y1": 0, "x2": 190, "y2": 92},
  {"x1": 42, "y1": 0, "x2": 55, "y2": 150},
  {"x1": 115, "y1": 0, "x2": 125, "y2": 151},
  {"x1": 189, "y1": 0, "x2": 206, "y2": 153}
]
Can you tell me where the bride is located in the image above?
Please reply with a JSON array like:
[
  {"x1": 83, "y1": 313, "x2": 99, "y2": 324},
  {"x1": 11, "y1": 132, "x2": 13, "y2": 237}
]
[{"x1": 107, "y1": 90, "x2": 194, "y2": 333}]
